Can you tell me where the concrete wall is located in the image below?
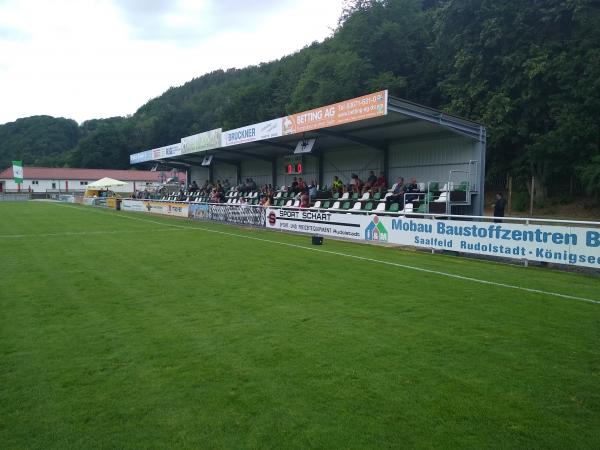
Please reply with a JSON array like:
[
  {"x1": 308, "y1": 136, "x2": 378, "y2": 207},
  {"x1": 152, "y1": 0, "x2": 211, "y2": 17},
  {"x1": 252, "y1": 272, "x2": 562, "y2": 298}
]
[{"x1": 0, "y1": 178, "x2": 160, "y2": 193}]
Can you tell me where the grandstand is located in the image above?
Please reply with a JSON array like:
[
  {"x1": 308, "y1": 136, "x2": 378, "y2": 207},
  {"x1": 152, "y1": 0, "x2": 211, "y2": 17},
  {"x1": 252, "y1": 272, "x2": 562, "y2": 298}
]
[{"x1": 130, "y1": 90, "x2": 486, "y2": 216}]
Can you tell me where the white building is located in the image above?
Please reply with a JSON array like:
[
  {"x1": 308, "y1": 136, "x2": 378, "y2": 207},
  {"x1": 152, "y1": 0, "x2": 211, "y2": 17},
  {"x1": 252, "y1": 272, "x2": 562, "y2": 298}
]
[{"x1": 0, "y1": 166, "x2": 185, "y2": 194}]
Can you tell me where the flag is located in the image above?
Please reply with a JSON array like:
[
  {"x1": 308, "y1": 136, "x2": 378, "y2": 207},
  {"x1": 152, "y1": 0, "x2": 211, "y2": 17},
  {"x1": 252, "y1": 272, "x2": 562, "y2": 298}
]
[{"x1": 12, "y1": 161, "x2": 23, "y2": 184}]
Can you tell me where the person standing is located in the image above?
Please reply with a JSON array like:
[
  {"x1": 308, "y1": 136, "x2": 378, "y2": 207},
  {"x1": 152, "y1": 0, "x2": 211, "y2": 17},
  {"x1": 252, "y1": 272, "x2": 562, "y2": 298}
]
[{"x1": 493, "y1": 192, "x2": 506, "y2": 222}]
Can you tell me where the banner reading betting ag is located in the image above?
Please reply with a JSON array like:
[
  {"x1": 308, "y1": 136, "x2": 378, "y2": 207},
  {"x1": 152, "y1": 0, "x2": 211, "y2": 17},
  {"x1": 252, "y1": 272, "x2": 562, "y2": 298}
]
[{"x1": 282, "y1": 90, "x2": 388, "y2": 135}]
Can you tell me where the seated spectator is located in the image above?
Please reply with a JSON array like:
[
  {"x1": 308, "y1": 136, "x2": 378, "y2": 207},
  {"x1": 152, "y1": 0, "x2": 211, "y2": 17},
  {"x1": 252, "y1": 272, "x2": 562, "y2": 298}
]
[
  {"x1": 308, "y1": 180, "x2": 317, "y2": 199},
  {"x1": 259, "y1": 195, "x2": 271, "y2": 207},
  {"x1": 247, "y1": 178, "x2": 257, "y2": 191},
  {"x1": 403, "y1": 177, "x2": 419, "y2": 203},
  {"x1": 290, "y1": 177, "x2": 299, "y2": 193},
  {"x1": 386, "y1": 177, "x2": 405, "y2": 208},
  {"x1": 348, "y1": 174, "x2": 363, "y2": 193},
  {"x1": 210, "y1": 188, "x2": 222, "y2": 203},
  {"x1": 300, "y1": 189, "x2": 310, "y2": 208},
  {"x1": 189, "y1": 181, "x2": 199, "y2": 192},
  {"x1": 332, "y1": 176, "x2": 343, "y2": 194},
  {"x1": 223, "y1": 179, "x2": 231, "y2": 191},
  {"x1": 373, "y1": 172, "x2": 387, "y2": 193},
  {"x1": 363, "y1": 171, "x2": 377, "y2": 193},
  {"x1": 297, "y1": 177, "x2": 307, "y2": 192},
  {"x1": 239, "y1": 197, "x2": 249, "y2": 205}
]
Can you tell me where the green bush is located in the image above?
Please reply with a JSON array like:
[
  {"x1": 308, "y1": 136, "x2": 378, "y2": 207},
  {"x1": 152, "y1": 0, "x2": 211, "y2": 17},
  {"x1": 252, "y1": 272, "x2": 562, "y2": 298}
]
[{"x1": 512, "y1": 191, "x2": 528, "y2": 212}]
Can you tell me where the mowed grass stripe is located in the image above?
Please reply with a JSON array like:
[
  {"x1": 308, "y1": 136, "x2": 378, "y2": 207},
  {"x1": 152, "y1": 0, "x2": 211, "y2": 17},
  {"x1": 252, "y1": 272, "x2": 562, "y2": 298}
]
[
  {"x1": 55, "y1": 201, "x2": 600, "y2": 304},
  {"x1": 1, "y1": 201, "x2": 599, "y2": 448}
]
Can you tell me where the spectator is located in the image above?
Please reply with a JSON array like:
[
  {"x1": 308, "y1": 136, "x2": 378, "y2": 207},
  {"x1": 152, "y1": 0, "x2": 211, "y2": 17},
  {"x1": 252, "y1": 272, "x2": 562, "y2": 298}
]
[
  {"x1": 260, "y1": 194, "x2": 271, "y2": 207},
  {"x1": 300, "y1": 189, "x2": 310, "y2": 208},
  {"x1": 373, "y1": 172, "x2": 387, "y2": 193},
  {"x1": 493, "y1": 192, "x2": 506, "y2": 222},
  {"x1": 363, "y1": 171, "x2": 377, "y2": 193},
  {"x1": 349, "y1": 174, "x2": 363, "y2": 193},
  {"x1": 223, "y1": 179, "x2": 231, "y2": 191},
  {"x1": 308, "y1": 180, "x2": 318, "y2": 199},
  {"x1": 297, "y1": 177, "x2": 307, "y2": 191},
  {"x1": 210, "y1": 188, "x2": 222, "y2": 203},
  {"x1": 386, "y1": 177, "x2": 405, "y2": 208},
  {"x1": 190, "y1": 180, "x2": 199, "y2": 192},
  {"x1": 291, "y1": 177, "x2": 299, "y2": 193},
  {"x1": 403, "y1": 177, "x2": 419, "y2": 203},
  {"x1": 332, "y1": 176, "x2": 343, "y2": 194}
]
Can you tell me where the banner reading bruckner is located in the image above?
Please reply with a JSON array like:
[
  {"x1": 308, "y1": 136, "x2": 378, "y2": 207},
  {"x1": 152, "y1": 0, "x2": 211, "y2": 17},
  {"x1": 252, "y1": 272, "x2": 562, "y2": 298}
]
[
  {"x1": 222, "y1": 119, "x2": 282, "y2": 147},
  {"x1": 377, "y1": 216, "x2": 600, "y2": 269},
  {"x1": 265, "y1": 208, "x2": 369, "y2": 240}
]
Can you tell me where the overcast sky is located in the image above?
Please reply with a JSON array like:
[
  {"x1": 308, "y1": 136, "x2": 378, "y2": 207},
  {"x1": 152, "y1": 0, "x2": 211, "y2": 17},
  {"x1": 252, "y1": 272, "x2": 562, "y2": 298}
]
[{"x1": 0, "y1": 0, "x2": 345, "y2": 125}]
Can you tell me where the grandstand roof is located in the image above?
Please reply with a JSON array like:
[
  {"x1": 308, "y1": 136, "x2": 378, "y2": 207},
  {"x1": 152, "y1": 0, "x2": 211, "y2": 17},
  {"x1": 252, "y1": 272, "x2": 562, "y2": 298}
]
[
  {"x1": 0, "y1": 166, "x2": 184, "y2": 181},
  {"x1": 131, "y1": 91, "x2": 486, "y2": 168}
]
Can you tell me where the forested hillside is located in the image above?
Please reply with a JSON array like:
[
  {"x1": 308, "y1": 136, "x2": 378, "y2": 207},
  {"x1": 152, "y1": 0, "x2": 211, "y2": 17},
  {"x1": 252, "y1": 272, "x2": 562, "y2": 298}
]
[{"x1": 1, "y1": 0, "x2": 598, "y2": 200}]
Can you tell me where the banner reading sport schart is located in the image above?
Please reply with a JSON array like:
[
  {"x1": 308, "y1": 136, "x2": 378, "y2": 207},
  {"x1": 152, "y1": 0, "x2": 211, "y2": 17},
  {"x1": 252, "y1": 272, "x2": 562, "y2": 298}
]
[
  {"x1": 265, "y1": 208, "x2": 368, "y2": 240},
  {"x1": 376, "y1": 216, "x2": 600, "y2": 269}
]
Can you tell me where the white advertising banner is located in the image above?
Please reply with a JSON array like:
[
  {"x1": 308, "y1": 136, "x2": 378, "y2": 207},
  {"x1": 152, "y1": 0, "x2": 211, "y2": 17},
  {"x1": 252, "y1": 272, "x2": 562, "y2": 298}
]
[
  {"x1": 122, "y1": 199, "x2": 189, "y2": 217},
  {"x1": 222, "y1": 119, "x2": 283, "y2": 147},
  {"x1": 181, "y1": 128, "x2": 222, "y2": 155},
  {"x1": 265, "y1": 209, "x2": 600, "y2": 268},
  {"x1": 376, "y1": 216, "x2": 600, "y2": 268},
  {"x1": 130, "y1": 150, "x2": 153, "y2": 164},
  {"x1": 121, "y1": 199, "x2": 146, "y2": 212},
  {"x1": 266, "y1": 208, "x2": 368, "y2": 241}
]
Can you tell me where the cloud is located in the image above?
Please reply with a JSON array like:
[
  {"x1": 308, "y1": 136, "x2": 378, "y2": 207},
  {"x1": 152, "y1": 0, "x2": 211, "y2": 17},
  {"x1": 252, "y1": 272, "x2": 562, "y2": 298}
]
[
  {"x1": 113, "y1": 0, "x2": 297, "y2": 44},
  {"x1": 0, "y1": 25, "x2": 28, "y2": 41},
  {"x1": 0, "y1": 0, "x2": 344, "y2": 124}
]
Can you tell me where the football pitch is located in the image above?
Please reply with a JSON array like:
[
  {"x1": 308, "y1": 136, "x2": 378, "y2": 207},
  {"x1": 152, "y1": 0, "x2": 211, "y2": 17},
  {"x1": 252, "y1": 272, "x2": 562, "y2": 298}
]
[{"x1": 1, "y1": 201, "x2": 599, "y2": 448}]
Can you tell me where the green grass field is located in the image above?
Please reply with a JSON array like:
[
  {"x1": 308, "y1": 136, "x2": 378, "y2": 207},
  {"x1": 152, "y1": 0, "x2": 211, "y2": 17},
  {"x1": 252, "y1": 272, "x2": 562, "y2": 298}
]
[{"x1": 1, "y1": 201, "x2": 599, "y2": 449}]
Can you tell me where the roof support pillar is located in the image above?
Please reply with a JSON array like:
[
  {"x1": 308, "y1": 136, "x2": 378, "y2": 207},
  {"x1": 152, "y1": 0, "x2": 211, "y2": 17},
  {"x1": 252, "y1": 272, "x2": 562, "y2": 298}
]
[
  {"x1": 383, "y1": 145, "x2": 389, "y2": 187},
  {"x1": 272, "y1": 160, "x2": 277, "y2": 188},
  {"x1": 318, "y1": 151, "x2": 324, "y2": 189}
]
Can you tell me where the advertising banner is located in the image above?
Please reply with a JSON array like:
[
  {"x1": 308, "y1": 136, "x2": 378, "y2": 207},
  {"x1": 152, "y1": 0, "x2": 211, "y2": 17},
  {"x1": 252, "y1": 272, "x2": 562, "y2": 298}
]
[
  {"x1": 122, "y1": 199, "x2": 145, "y2": 212},
  {"x1": 12, "y1": 160, "x2": 23, "y2": 183},
  {"x1": 149, "y1": 143, "x2": 182, "y2": 160},
  {"x1": 222, "y1": 119, "x2": 283, "y2": 147},
  {"x1": 282, "y1": 90, "x2": 388, "y2": 135},
  {"x1": 209, "y1": 204, "x2": 266, "y2": 227},
  {"x1": 181, "y1": 128, "x2": 222, "y2": 155},
  {"x1": 130, "y1": 150, "x2": 153, "y2": 164},
  {"x1": 264, "y1": 209, "x2": 600, "y2": 268},
  {"x1": 143, "y1": 201, "x2": 189, "y2": 217},
  {"x1": 376, "y1": 216, "x2": 600, "y2": 269},
  {"x1": 122, "y1": 199, "x2": 188, "y2": 217},
  {"x1": 265, "y1": 208, "x2": 368, "y2": 240},
  {"x1": 189, "y1": 203, "x2": 210, "y2": 220}
]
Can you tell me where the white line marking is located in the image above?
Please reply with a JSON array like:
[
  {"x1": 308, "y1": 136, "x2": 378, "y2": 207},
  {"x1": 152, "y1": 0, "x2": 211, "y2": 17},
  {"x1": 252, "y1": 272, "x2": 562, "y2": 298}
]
[
  {"x1": 52, "y1": 204, "x2": 600, "y2": 305},
  {"x1": 0, "y1": 228, "x2": 186, "y2": 239}
]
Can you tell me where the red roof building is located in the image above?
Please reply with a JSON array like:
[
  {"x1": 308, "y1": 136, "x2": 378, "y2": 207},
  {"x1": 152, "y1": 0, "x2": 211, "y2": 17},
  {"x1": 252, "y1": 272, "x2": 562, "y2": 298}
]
[{"x1": 0, "y1": 166, "x2": 185, "y2": 193}]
